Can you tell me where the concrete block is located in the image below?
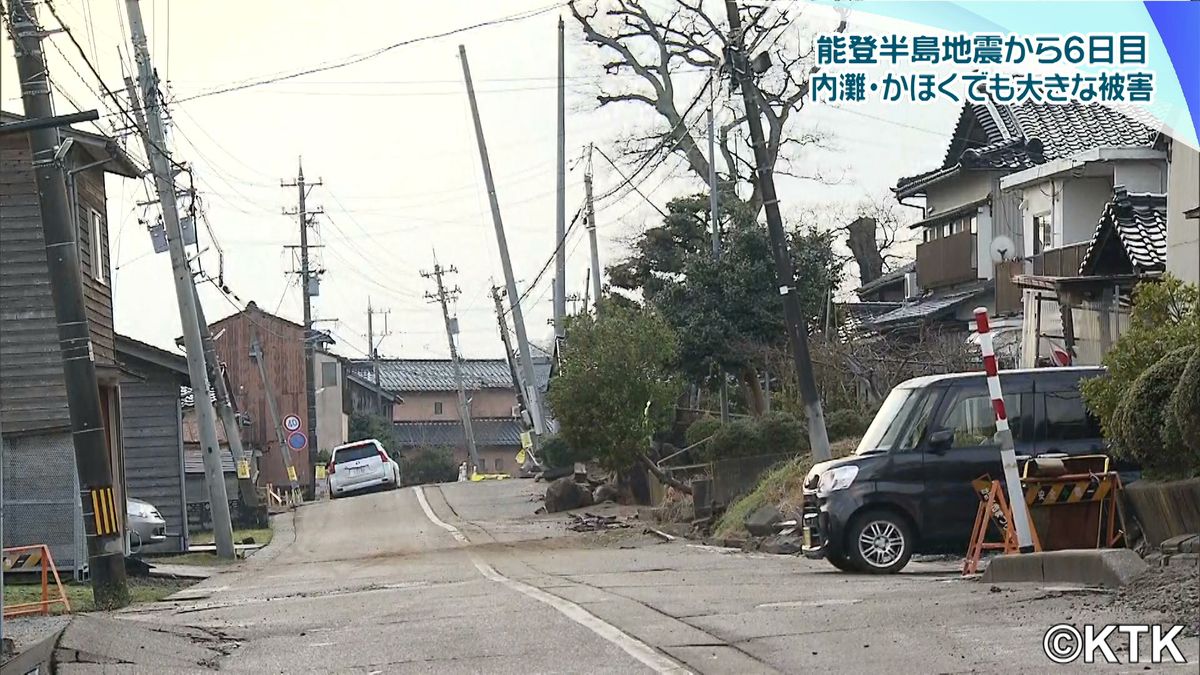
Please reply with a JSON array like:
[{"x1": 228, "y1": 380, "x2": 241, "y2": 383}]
[
  {"x1": 744, "y1": 505, "x2": 782, "y2": 537},
  {"x1": 982, "y1": 549, "x2": 1148, "y2": 587}
]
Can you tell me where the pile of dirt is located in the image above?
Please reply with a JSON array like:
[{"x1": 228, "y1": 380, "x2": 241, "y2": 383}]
[{"x1": 1114, "y1": 564, "x2": 1200, "y2": 636}]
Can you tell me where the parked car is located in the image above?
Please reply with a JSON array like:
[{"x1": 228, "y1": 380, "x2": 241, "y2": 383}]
[
  {"x1": 327, "y1": 439, "x2": 401, "y2": 498},
  {"x1": 126, "y1": 497, "x2": 167, "y2": 551},
  {"x1": 801, "y1": 366, "x2": 1125, "y2": 574}
]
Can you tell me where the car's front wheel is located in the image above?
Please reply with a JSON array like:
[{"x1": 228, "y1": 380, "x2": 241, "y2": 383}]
[
  {"x1": 846, "y1": 510, "x2": 913, "y2": 574},
  {"x1": 826, "y1": 549, "x2": 861, "y2": 572}
]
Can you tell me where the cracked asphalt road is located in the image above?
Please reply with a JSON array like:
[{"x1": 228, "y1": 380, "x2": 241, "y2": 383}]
[{"x1": 107, "y1": 479, "x2": 1198, "y2": 673}]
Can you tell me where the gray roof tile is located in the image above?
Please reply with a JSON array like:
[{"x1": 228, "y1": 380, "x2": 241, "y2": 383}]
[
  {"x1": 348, "y1": 358, "x2": 551, "y2": 393},
  {"x1": 391, "y1": 418, "x2": 526, "y2": 448},
  {"x1": 871, "y1": 284, "x2": 990, "y2": 327},
  {"x1": 1079, "y1": 186, "x2": 1168, "y2": 275}
]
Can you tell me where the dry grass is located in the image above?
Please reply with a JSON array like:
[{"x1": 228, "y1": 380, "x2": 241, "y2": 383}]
[{"x1": 3, "y1": 577, "x2": 192, "y2": 615}]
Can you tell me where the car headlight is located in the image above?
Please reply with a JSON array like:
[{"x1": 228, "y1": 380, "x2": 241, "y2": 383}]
[{"x1": 816, "y1": 466, "x2": 859, "y2": 498}]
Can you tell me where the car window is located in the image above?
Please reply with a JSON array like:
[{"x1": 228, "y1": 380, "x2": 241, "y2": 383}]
[
  {"x1": 940, "y1": 388, "x2": 1024, "y2": 448},
  {"x1": 1039, "y1": 390, "x2": 1102, "y2": 441},
  {"x1": 334, "y1": 443, "x2": 379, "y2": 464},
  {"x1": 896, "y1": 389, "x2": 939, "y2": 450}
]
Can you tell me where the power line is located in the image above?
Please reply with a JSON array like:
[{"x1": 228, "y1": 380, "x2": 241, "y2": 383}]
[
  {"x1": 594, "y1": 146, "x2": 670, "y2": 220},
  {"x1": 167, "y1": 3, "x2": 566, "y2": 106}
]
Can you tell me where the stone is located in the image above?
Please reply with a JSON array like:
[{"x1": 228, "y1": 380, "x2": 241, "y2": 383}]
[
  {"x1": 545, "y1": 477, "x2": 592, "y2": 513},
  {"x1": 744, "y1": 505, "x2": 783, "y2": 537},
  {"x1": 593, "y1": 483, "x2": 620, "y2": 504},
  {"x1": 1160, "y1": 533, "x2": 1200, "y2": 555},
  {"x1": 760, "y1": 534, "x2": 803, "y2": 555}
]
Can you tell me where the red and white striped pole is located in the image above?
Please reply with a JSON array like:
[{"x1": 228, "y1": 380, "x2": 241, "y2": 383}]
[{"x1": 974, "y1": 307, "x2": 1035, "y2": 552}]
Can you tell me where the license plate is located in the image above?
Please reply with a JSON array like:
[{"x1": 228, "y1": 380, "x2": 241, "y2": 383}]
[
  {"x1": 803, "y1": 527, "x2": 813, "y2": 548},
  {"x1": 349, "y1": 466, "x2": 366, "y2": 475}
]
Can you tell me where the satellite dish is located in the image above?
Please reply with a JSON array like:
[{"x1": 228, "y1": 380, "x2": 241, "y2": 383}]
[{"x1": 989, "y1": 235, "x2": 1016, "y2": 264}]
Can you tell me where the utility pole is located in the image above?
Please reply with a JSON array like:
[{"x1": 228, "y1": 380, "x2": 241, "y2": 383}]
[
  {"x1": 423, "y1": 264, "x2": 481, "y2": 473},
  {"x1": 250, "y1": 338, "x2": 300, "y2": 497},
  {"x1": 366, "y1": 299, "x2": 391, "y2": 413},
  {"x1": 491, "y1": 285, "x2": 534, "y2": 438},
  {"x1": 722, "y1": 0, "x2": 830, "y2": 461},
  {"x1": 282, "y1": 162, "x2": 322, "y2": 494},
  {"x1": 706, "y1": 70, "x2": 730, "y2": 424},
  {"x1": 4, "y1": 0, "x2": 128, "y2": 609},
  {"x1": 553, "y1": 16, "x2": 567, "y2": 339},
  {"x1": 191, "y1": 285, "x2": 261, "y2": 525},
  {"x1": 583, "y1": 145, "x2": 603, "y2": 315},
  {"x1": 123, "y1": 0, "x2": 236, "y2": 556},
  {"x1": 460, "y1": 45, "x2": 544, "y2": 455}
]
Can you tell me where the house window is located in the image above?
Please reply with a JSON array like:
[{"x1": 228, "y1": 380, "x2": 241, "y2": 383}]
[
  {"x1": 1032, "y1": 214, "x2": 1052, "y2": 254},
  {"x1": 968, "y1": 215, "x2": 977, "y2": 235},
  {"x1": 320, "y1": 361, "x2": 338, "y2": 387},
  {"x1": 433, "y1": 401, "x2": 443, "y2": 415},
  {"x1": 89, "y1": 209, "x2": 106, "y2": 284}
]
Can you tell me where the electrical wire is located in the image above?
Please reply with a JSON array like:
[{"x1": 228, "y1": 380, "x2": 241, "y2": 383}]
[{"x1": 594, "y1": 146, "x2": 670, "y2": 220}]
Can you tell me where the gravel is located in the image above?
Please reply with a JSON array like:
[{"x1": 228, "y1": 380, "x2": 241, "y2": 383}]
[
  {"x1": 3, "y1": 614, "x2": 70, "y2": 655},
  {"x1": 1114, "y1": 563, "x2": 1200, "y2": 636}
]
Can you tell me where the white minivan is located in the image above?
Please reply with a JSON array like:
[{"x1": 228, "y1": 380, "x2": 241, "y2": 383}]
[{"x1": 327, "y1": 439, "x2": 401, "y2": 498}]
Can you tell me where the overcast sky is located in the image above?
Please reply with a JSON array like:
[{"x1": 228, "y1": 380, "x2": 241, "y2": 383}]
[{"x1": 1, "y1": 1, "x2": 960, "y2": 361}]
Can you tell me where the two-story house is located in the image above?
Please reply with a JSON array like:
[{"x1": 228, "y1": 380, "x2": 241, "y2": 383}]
[
  {"x1": 350, "y1": 358, "x2": 551, "y2": 476},
  {"x1": 1, "y1": 111, "x2": 139, "y2": 571},
  {"x1": 880, "y1": 101, "x2": 1158, "y2": 361},
  {"x1": 1165, "y1": 140, "x2": 1199, "y2": 286}
]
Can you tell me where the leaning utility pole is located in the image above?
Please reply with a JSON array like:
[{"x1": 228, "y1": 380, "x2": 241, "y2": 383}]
[
  {"x1": 423, "y1": 264, "x2": 481, "y2": 473},
  {"x1": 707, "y1": 70, "x2": 730, "y2": 424},
  {"x1": 491, "y1": 285, "x2": 533, "y2": 437},
  {"x1": 553, "y1": 16, "x2": 567, "y2": 339},
  {"x1": 583, "y1": 145, "x2": 602, "y2": 315},
  {"x1": 460, "y1": 45, "x2": 544, "y2": 454},
  {"x1": 282, "y1": 162, "x2": 322, "y2": 493},
  {"x1": 366, "y1": 299, "x2": 390, "y2": 413},
  {"x1": 5, "y1": 0, "x2": 128, "y2": 607},
  {"x1": 250, "y1": 338, "x2": 300, "y2": 496},
  {"x1": 191, "y1": 285, "x2": 261, "y2": 524},
  {"x1": 723, "y1": 0, "x2": 830, "y2": 460},
  {"x1": 123, "y1": 0, "x2": 236, "y2": 556}
]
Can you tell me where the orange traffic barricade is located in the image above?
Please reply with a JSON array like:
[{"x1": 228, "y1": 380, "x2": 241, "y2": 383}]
[{"x1": 2, "y1": 544, "x2": 71, "y2": 617}]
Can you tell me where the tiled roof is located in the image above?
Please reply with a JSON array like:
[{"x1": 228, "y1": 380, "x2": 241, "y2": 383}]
[
  {"x1": 871, "y1": 283, "x2": 990, "y2": 328},
  {"x1": 897, "y1": 102, "x2": 1156, "y2": 197},
  {"x1": 184, "y1": 446, "x2": 236, "y2": 474},
  {"x1": 855, "y1": 262, "x2": 915, "y2": 298},
  {"x1": 392, "y1": 418, "x2": 525, "y2": 448},
  {"x1": 348, "y1": 358, "x2": 551, "y2": 393},
  {"x1": 1079, "y1": 186, "x2": 1168, "y2": 276}
]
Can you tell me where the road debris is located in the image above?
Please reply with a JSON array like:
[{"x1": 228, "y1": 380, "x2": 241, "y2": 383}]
[
  {"x1": 566, "y1": 512, "x2": 631, "y2": 532},
  {"x1": 644, "y1": 527, "x2": 677, "y2": 542}
]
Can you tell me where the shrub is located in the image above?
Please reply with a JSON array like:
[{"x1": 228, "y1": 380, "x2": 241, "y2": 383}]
[
  {"x1": 825, "y1": 408, "x2": 869, "y2": 441},
  {"x1": 757, "y1": 411, "x2": 808, "y2": 453},
  {"x1": 1113, "y1": 346, "x2": 1198, "y2": 479},
  {"x1": 400, "y1": 446, "x2": 458, "y2": 486},
  {"x1": 708, "y1": 417, "x2": 762, "y2": 460},
  {"x1": 540, "y1": 435, "x2": 589, "y2": 469},
  {"x1": 685, "y1": 416, "x2": 722, "y2": 449},
  {"x1": 1170, "y1": 346, "x2": 1200, "y2": 456}
]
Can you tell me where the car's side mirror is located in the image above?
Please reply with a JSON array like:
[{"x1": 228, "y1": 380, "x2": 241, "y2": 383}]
[{"x1": 928, "y1": 429, "x2": 955, "y2": 451}]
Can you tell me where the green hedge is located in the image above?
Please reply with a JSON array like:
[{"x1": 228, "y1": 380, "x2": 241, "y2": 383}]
[
  {"x1": 826, "y1": 408, "x2": 869, "y2": 441},
  {"x1": 1114, "y1": 346, "x2": 1198, "y2": 479},
  {"x1": 1170, "y1": 346, "x2": 1200, "y2": 457}
]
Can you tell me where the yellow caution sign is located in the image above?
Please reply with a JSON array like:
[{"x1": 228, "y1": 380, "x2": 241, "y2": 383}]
[
  {"x1": 287, "y1": 466, "x2": 298, "y2": 483},
  {"x1": 89, "y1": 487, "x2": 119, "y2": 536},
  {"x1": 2, "y1": 547, "x2": 44, "y2": 572},
  {"x1": 1025, "y1": 476, "x2": 1115, "y2": 506},
  {"x1": 515, "y1": 448, "x2": 526, "y2": 465},
  {"x1": 315, "y1": 465, "x2": 327, "y2": 480},
  {"x1": 237, "y1": 460, "x2": 251, "y2": 479},
  {"x1": 520, "y1": 431, "x2": 532, "y2": 449}
]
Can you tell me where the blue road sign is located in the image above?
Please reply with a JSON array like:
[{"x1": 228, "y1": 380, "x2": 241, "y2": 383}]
[{"x1": 287, "y1": 431, "x2": 308, "y2": 451}]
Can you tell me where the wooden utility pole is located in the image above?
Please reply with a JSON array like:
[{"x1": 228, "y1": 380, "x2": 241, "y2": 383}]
[
  {"x1": 423, "y1": 264, "x2": 481, "y2": 473},
  {"x1": 282, "y1": 162, "x2": 322, "y2": 493},
  {"x1": 459, "y1": 44, "x2": 544, "y2": 455},
  {"x1": 723, "y1": 0, "x2": 830, "y2": 461},
  {"x1": 5, "y1": 0, "x2": 128, "y2": 607},
  {"x1": 706, "y1": 69, "x2": 730, "y2": 424},
  {"x1": 123, "y1": 0, "x2": 236, "y2": 557},
  {"x1": 553, "y1": 16, "x2": 567, "y2": 339},
  {"x1": 366, "y1": 299, "x2": 390, "y2": 413},
  {"x1": 583, "y1": 145, "x2": 602, "y2": 315}
]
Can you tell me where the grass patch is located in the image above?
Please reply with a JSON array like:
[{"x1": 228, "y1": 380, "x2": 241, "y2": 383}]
[
  {"x1": 190, "y1": 527, "x2": 272, "y2": 547},
  {"x1": 3, "y1": 577, "x2": 192, "y2": 615},
  {"x1": 150, "y1": 551, "x2": 239, "y2": 567},
  {"x1": 711, "y1": 437, "x2": 858, "y2": 539}
]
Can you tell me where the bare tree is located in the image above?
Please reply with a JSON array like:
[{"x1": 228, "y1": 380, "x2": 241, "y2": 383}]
[{"x1": 570, "y1": 0, "x2": 847, "y2": 213}]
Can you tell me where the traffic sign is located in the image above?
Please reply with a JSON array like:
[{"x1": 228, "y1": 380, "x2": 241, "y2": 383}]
[
  {"x1": 287, "y1": 430, "x2": 307, "y2": 451},
  {"x1": 283, "y1": 414, "x2": 301, "y2": 432}
]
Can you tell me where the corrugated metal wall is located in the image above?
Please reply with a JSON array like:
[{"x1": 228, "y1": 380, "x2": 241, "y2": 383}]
[{"x1": 120, "y1": 369, "x2": 187, "y2": 553}]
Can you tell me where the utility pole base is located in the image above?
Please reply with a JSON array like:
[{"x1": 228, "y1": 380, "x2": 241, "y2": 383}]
[{"x1": 88, "y1": 552, "x2": 130, "y2": 609}]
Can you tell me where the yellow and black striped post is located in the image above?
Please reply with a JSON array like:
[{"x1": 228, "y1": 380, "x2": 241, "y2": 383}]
[{"x1": 88, "y1": 486, "x2": 121, "y2": 536}]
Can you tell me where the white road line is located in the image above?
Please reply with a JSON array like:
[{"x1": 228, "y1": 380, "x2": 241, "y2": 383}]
[{"x1": 412, "y1": 486, "x2": 690, "y2": 675}]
